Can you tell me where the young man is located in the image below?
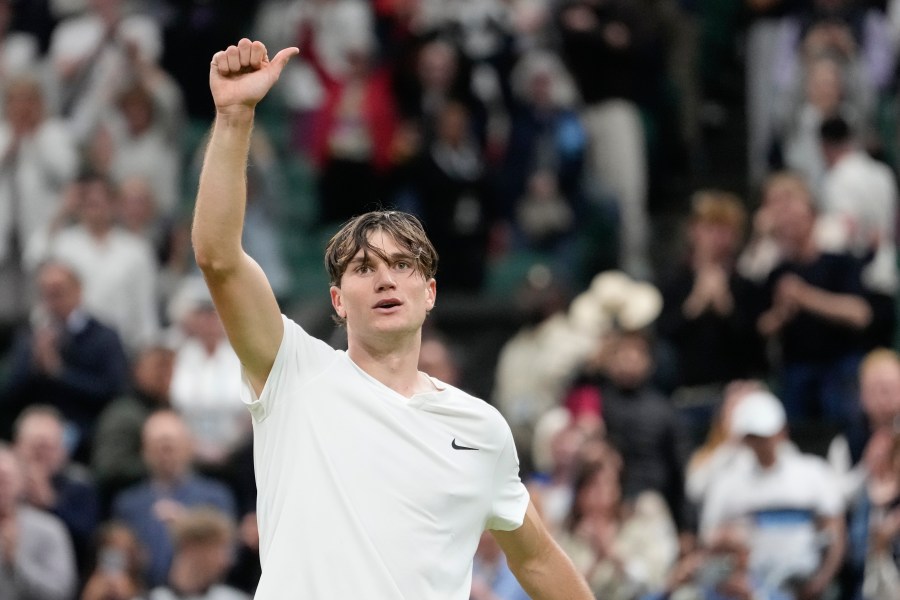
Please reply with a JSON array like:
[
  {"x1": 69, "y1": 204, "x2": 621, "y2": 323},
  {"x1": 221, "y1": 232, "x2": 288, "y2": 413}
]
[{"x1": 192, "y1": 39, "x2": 592, "y2": 600}]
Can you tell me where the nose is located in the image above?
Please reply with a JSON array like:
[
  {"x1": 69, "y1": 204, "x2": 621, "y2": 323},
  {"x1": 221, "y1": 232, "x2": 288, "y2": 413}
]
[{"x1": 374, "y1": 264, "x2": 396, "y2": 292}]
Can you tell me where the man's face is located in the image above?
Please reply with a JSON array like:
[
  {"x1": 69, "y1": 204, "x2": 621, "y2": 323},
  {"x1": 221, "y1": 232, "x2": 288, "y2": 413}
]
[
  {"x1": 4, "y1": 81, "x2": 42, "y2": 134},
  {"x1": 772, "y1": 196, "x2": 816, "y2": 255},
  {"x1": 15, "y1": 414, "x2": 66, "y2": 475},
  {"x1": 744, "y1": 433, "x2": 780, "y2": 467},
  {"x1": 134, "y1": 348, "x2": 174, "y2": 401},
  {"x1": 79, "y1": 180, "x2": 116, "y2": 231},
  {"x1": 606, "y1": 335, "x2": 652, "y2": 391},
  {"x1": 142, "y1": 414, "x2": 193, "y2": 481},
  {"x1": 38, "y1": 264, "x2": 81, "y2": 321},
  {"x1": 330, "y1": 230, "x2": 436, "y2": 344},
  {"x1": 861, "y1": 360, "x2": 900, "y2": 428}
]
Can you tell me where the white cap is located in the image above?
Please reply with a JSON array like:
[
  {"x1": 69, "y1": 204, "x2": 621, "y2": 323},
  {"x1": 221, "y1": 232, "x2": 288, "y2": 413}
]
[{"x1": 730, "y1": 391, "x2": 787, "y2": 437}]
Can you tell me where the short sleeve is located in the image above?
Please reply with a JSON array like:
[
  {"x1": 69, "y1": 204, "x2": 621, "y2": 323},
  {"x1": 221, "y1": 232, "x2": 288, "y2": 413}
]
[
  {"x1": 486, "y1": 425, "x2": 530, "y2": 531},
  {"x1": 240, "y1": 315, "x2": 337, "y2": 422},
  {"x1": 812, "y1": 459, "x2": 845, "y2": 517}
]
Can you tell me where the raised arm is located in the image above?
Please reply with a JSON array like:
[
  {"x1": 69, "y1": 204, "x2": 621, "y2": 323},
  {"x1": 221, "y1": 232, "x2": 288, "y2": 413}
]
[{"x1": 192, "y1": 39, "x2": 298, "y2": 394}]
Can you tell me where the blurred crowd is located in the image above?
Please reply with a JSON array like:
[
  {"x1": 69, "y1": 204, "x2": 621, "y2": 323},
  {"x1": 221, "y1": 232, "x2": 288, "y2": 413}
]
[{"x1": 2, "y1": 1, "x2": 900, "y2": 600}]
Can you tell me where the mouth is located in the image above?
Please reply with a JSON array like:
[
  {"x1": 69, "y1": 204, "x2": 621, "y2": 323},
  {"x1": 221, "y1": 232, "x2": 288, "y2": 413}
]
[{"x1": 373, "y1": 299, "x2": 402, "y2": 310}]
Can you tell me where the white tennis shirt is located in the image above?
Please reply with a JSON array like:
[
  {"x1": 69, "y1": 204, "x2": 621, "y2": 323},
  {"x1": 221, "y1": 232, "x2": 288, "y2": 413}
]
[{"x1": 242, "y1": 317, "x2": 530, "y2": 599}]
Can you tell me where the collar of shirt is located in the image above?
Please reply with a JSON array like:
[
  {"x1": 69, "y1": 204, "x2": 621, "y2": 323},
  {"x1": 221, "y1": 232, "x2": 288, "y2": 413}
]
[{"x1": 65, "y1": 308, "x2": 89, "y2": 335}]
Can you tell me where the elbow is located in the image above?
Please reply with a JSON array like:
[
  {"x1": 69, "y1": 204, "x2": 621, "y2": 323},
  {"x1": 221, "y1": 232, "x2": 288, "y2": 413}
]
[
  {"x1": 194, "y1": 251, "x2": 238, "y2": 281},
  {"x1": 192, "y1": 233, "x2": 240, "y2": 278},
  {"x1": 851, "y1": 302, "x2": 873, "y2": 330}
]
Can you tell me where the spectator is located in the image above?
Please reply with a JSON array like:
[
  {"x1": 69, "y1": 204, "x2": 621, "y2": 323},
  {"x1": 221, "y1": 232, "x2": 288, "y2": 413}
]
[
  {"x1": 755, "y1": 174, "x2": 871, "y2": 446},
  {"x1": 12, "y1": 404, "x2": 99, "y2": 577},
  {"x1": 103, "y1": 81, "x2": 182, "y2": 217},
  {"x1": 167, "y1": 277, "x2": 247, "y2": 473},
  {"x1": 417, "y1": 331, "x2": 462, "y2": 387},
  {"x1": 0, "y1": 442, "x2": 77, "y2": 600},
  {"x1": 738, "y1": 171, "x2": 809, "y2": 285},
  {"x1": 413, "y1": 101, "x2": 496, "y2": 291},
  {"x1": 568, "y1": 329, "x2": 692, "y2": 530},
  {"x1": 37, "y1": 172, "x2": 161, "y2": 353},
  {"x1": 773, "y1": 0, "x2": 895, "y2": 109},
  {"x1": 112, "y1": 410, "x2": 237, "y2": 587},
  {"x1": 500, "y1": 50, "x2": 584, "y2": 224},
  {"x1": 684, "y1": 380, "x2": 770, "y2": 515},
  {"x1": 555, "y1": 0, "x2": 657, "y2": 278},
  {"x1": 556, "y1": 445, "x2": 678, "y2": 599},
  {"x1": 843, "y1": 351, "x2": 900, "y2": 595},
  {"x1": 0, "y1": 0, "x2": 40, "y2": 92},
  {"x1": 657, "y1": 191, "x2": 765, "y2": 438},
  {"x1": 0, "y1": 260, "x2": 129, "y2": 459},
  {"x1": 701, "y1": 390, "x2": 846, "y2": 599},
  {"x1": 80, "y1": 521, "x2": 147, "y2": 600},
  {"x1": 526, "y1": 408, "x2": 587, "y2": 536},
  {"x1": 646, "y1": 521, "x2": 792, "y2": 600},
  {"x1": 46, "y1": 0, "x2": 164, "y2": 142},
  {"x1": 116, "y1": 175, "x2": 192, "y2": 303},
  {"x1": 147, "y1": 507, "x2": 248, "y2": 600},
  {"x1": 775, "y1": 53, "x2": 866, "y2": 194},
  {"x1": 395, "y1": 37, "x2": 483, "y2": 148},
  {"x1": 498, "y1": 48, "x2": 589, "y2": 286},
  {"x1": 297, "y1": 2, "x2": 398, "y2": 225},
  {"x1": 818, "y1": 114, "x2": 898, "y2": 350},
  {"x1": 0, "y1": 75, "x2": 79, "y2": 340},
  {"x1": 829, "y1": 348, "x2": 900, "y2": 505},
  {"x1": 92, "y1": 343, "x2": 175, "y2": 498},
  {"x1": 859, "y1": 432, "x2": 900, "y2": 600}
]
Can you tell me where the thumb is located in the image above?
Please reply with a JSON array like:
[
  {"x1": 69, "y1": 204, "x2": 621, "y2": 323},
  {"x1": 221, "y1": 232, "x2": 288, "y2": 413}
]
[{"x1": 269, "y1": 47, "x2": 300, "y2": 76}]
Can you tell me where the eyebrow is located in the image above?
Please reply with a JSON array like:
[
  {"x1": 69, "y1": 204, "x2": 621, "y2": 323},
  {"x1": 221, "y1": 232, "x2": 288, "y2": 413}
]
[{"x1": 349, "y1": 251, "x2": 415, "y2": 265}]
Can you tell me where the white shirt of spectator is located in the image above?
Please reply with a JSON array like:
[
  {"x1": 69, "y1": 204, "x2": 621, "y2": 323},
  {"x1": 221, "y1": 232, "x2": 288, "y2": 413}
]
[
  {"x1": 701, "y1": 442, "x2": 844, "y2": 589},
  {"x1": 43, "y1": 224, "x2": 159, "y2": 351},
  {"x1": 819, "y1": 149, "x2": 898, "y2": 295},
  {"x1": 0, "y1": 118, "x2": 78, "y2": 267},
  {"x1": 170, "y1": 336, "x2": 247, "y2": 465}
]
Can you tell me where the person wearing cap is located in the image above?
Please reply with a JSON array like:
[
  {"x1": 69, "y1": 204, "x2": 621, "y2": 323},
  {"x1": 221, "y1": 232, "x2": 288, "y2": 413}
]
[{"x1": 700, "y1": 390, "x2": 846, "y2": 600}]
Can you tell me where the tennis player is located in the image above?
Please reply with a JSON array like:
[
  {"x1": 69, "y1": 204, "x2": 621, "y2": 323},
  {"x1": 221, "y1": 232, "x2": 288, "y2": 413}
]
[{"x1": 192, "y1": 38, "x2": 592, "y2": 599}]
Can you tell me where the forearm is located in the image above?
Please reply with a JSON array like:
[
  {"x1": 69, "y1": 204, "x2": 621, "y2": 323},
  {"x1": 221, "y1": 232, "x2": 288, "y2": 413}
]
[
  {"x1": 799, "y1": 288, "x2": 871, "y2": 329},
  {"x1": 509, "y1": 540, "x2": 593, "y2": 600},
  {"x1": 192, "y1": 111, "x2": 254, "y2": 275},
  {"x1": 810, "y1": 519, "x2": 846, "y2": 589}
]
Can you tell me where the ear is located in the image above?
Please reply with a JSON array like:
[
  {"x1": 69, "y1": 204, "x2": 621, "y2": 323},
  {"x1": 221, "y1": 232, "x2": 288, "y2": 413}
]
[
  {"x1": 425, "y1": 278, "x2": 436, "y2": 312},
  {"x1": 330, "y1": 286, "x2": 346, "y2": 319}
]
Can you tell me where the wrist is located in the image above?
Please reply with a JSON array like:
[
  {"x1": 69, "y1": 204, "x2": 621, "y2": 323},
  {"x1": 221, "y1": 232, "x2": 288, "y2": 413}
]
[{"x1": 215, "y1": 109, "x2": 255, "y2": 127}]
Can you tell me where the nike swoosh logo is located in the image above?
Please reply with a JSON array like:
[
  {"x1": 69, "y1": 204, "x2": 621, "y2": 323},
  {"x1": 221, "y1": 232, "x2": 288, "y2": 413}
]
[{"x1": 451, "y1": 438, "x2": 479, "y2": 451}]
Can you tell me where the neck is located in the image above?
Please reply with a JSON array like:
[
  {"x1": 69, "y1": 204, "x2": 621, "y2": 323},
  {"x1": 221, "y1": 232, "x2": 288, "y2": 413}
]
[
  {"x1": 87, "y1": 222, "x2": 112, "y2": 239},
  {"x1": 154, "y1": 470, "x2": 187, "y2": 489},
  {"x1": 347, "y1": 333, "x2": 429, "y2": 398},
  {"x1": 169, "y1": 558, "x2": 211, "y2": 596}
]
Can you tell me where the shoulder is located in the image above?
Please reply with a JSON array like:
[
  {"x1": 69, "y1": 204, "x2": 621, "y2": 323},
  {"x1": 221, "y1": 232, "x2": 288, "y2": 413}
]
[
  {"x1": 190, "y1": 473, "x2": 235, "y2": 495},
  {"x1": 110, "y1": 228, "x2": 155, "y2": 255},
  {"x1": 113, "y1": 481, "x2": 154, "y2": 510},
  {"x1": 789, "y1": 450, "x2": 836, "y2": 478},
  {"x1": 83, "y1": 317, "x2": 126, "y2": 347},
  {"x1": 19, "y1": 505, "x2": 70, "y2": 539},
  {"x1": 207, "y1": 584, "x2": 251, "y2": 600}
]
